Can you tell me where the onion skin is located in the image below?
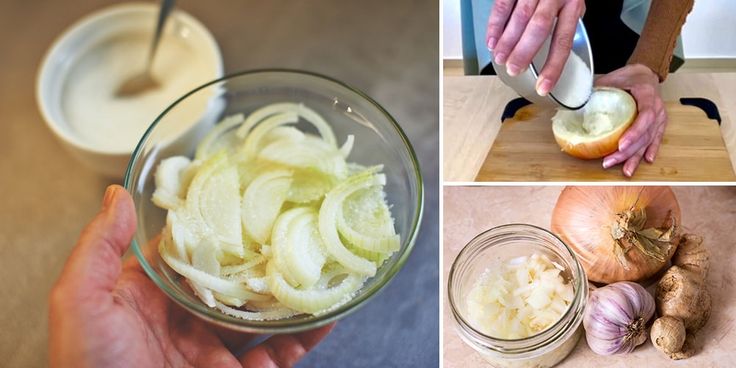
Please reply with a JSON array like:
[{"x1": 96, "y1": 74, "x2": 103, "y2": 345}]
[
  {"x1": 552, "y1": 87, "x2": 636, "y2": 159},
  {"x1": 583, "y1": 281, "x2": 655, "y2": 355},
  {"x1": 551, "y1": 186, "x2": 681, "y2": 283}
]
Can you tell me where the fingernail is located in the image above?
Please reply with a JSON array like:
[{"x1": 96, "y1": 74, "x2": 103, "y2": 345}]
[
  {"x1": 624, "y1": 168, "x2": 633, "y2": 177},
  {"x1": 602, "y1": 158, "x2": 614, "y2": 169},
  {"x1": 102, "y1": 186, "x2": 117, "y2": 209},
  {"x1": 494, "y1": 52, "x2": 507, "y2": 65},
  {"x1": 506, "y1": 63, "x2": 520, "y2": 76},
  {"x1": 536, "y1": 77, "x2": 552, "y2": 96},
  {"x1": 487, "y1": 37, "x2": 497, "y2": 50}
]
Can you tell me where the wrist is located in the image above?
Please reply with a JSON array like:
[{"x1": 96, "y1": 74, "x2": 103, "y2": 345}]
[{"x1": 629, "y1": 63, "x2": 660, "y2": 84}]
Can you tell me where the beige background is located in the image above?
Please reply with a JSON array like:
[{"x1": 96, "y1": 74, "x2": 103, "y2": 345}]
[
  {"x1": 0, "y1": 1, "x2": 438, "y2": 367},
  {"x1": 443, "y1": 186, "x2": 736, "y2": 367}
]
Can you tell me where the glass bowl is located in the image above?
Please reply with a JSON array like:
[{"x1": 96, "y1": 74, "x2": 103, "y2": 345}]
[{"x1": 124, "y1": 69, "x2": 424, "y2": 333}]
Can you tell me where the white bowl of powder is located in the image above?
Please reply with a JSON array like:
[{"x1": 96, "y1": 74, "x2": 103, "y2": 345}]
[{"x1": 37, "y1": 2, "x2": 223, "y2": 177}]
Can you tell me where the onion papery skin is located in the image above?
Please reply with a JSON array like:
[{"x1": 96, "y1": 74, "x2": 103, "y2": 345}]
[{"x1": 551, "y1": 186, "x2": 681, "y2": 283}]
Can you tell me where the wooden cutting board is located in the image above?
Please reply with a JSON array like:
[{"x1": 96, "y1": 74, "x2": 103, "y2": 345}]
[{"x1": 476, "y1": 102, "x2": 736, "y2": 181}]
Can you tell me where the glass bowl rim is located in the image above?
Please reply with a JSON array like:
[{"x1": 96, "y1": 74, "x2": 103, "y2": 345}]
[{"x1": 123, "y1": 68, "x2": 425, "y2": 333}]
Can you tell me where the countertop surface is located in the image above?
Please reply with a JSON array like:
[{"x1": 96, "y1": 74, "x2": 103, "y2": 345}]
[
  {"x1": 443, "y1": 74, "x2": 736, "y2": 182},
  {"x1": 443, "y1": 186, "x2": 736, "y2": 368},
  {"x1": 0, "y1": 1, "x2": 438, "y2": 367}
]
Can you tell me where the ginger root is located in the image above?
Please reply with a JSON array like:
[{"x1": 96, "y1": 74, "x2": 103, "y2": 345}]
[
  {"x1": 651, "y1": 316, "x2": 685, "y2": 354},
  {"x1": 650, "y1": 234, "x2": 711, "y2": 360}
]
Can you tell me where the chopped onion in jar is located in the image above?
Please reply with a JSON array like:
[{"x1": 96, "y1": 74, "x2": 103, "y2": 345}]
[{"x1": 466, "y1": 253, "x2": 574, "y2": 339}]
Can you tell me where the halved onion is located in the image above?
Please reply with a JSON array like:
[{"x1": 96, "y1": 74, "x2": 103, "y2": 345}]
[{"x1": 552, "y1": 87, "x2": 637, "y2": 159}]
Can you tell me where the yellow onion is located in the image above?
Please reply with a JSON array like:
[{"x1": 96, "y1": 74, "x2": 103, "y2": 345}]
[
  {"x1": 552, "y1": 87, "x2": 636, "y2": 159},
  {"x1": 551, "y1": 186, "x2": 681, "y2": 283}
]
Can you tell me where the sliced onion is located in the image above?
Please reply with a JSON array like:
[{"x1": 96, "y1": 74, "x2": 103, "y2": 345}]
[
  {"x1": 235, "y1": 103, "x2": 337, "y2": 148},
  {"x1": 283, "y1": 211, "x2": 327, "y2": 288},
  {"x1": 271, "y1": 207, "x2": 313, "y2": 286},
  {"x1": 195, "y1": 113, "x2": 245, "y2": 160},
  {"x1": 241, "y1": 169, "x2": 292, "y2": 244},
  {"x1": 239, "y1": 112, "x2": 299, "y2": 161},
  {"x1": 267, "y1": 262, "x2": 365, "y2": 314},
  {"x1": 152, "y1": 156, "x2": 191, "y2": 210},
  {"x1": 215, "y1": 301, "x2": 299, "y2": 321},
  {"x1": 160, "y1": 242, "x2": 268, "y2": 301},
  {"x1": 318, "y1": 170, "x2": 386, "y2": 276},
  {"x1": 152, "y1": 106, "x2": 400, "y2": 319},
  {"x1": 184, "y1": 152, "x2": 243, "y2": 256},
  {"x1": 339, "y1": 134, "x2": 355, "y2": 158},
  {"x1": 258, "y1": 138, "x2": 347, "y2": 178},
  {"x1": 337, "y1": 186, "x2": 399, "y2": 253},
  {"x1": 288, "y1": 170, "x2": 335, "y2": 203}
]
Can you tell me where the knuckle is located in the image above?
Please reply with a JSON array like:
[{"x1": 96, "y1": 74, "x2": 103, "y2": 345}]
[
  {"x1": 494, "y1": 0, "x2": 513, "y2": 16},
  {"x1": 516, "y1": 2, "x2": 535, "y2": 21},
  {"x1": 555, "y1": 33, "x2": 574, "y2": 52},
  {"x1": 530, "y1": 11, "x2": 554, "y2": 32},
  {"x1": 639, "y1": 83, "x2": 655, "y2": 96}
]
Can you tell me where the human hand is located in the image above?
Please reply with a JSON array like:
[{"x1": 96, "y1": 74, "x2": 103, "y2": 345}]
[
  {"x1": 486, "y1": 0, "x2": 585, "y2": 95},
  {"x1": 595, "y1": 64, "x2": 666, "y2": 177},
  {"x1": 49, "y1": 185, "x2": 334, "y2": 368}
]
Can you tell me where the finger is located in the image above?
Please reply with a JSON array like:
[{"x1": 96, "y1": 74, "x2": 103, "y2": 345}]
[
  {"x1": 601, "y1": 114, "x2": 653, "y2": 171},
  {"x1": 594, "y1": 65, "x2": 631, "y2": 88},
  {"x1": 493, "y1": 0, "x2": 539, "y2": 67},
  {"x1": 239, "y1": 323, "x2": 336, "y2": 367},
  {"x1": 623, "y1": 146, "x2": 647, "y2": 177},
  {"x1": 54, "y1": 185, "x2": 136, "y2": 298},
  {"x1": 506, "y1": 0, "x2": 558, "y2": 81},
  {"x1": 168, "y1": 310, "x2": 242, "y2": 368},
  {"x1": 487, "y1": 0, "x2": 517, "y2": 50},
  {"x1": 645, "y1": 108, "x2": 668, "y2": 162},
  {"x1": 213, "y1": 326, "x2": 258, "y2": 353},
  {"x1": 602, "y1": 149, "x2": 630, "y2": 169},
  {"x1": 618, "y1": 85, "x2": 657, "y2": 153},
  {"x1": 535, "y1": 1, "x2": 580, "y2": 95}
]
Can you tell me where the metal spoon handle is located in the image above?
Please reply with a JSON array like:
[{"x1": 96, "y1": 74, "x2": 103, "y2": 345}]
[{"x1": 146, "y1": 0, "x2": 176, "y2": 71}]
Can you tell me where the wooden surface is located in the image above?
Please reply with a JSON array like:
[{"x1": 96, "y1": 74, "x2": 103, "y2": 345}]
[
  {"x1": 0, "y1": 1, "x2": 439, "y2": 367},
  {"x1": 444, "y1": 186, "x2": 736, "y2": 368},
  {"x1": 443, "y1": 74, "x2": 736, "y2": 182},
  {"x1": 477, "y1": 102, "x2": 736, "y2": 181}
]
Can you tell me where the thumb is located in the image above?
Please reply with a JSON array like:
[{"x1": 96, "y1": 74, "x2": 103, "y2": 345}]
[{"x1": 56, "y1": 185, "x2": 136, "y2": 298}]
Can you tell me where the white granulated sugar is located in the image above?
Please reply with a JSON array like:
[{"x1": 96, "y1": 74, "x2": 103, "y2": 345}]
[{"x1": 533, "y1": 36, "x2": 593, "y2": 109}]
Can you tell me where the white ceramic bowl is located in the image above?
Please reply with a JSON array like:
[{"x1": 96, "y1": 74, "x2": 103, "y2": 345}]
[{"x1": 36, "y1": 3, "x2": 223, "y2": 177}]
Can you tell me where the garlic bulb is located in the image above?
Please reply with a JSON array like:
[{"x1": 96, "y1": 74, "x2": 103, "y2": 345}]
[{"x1": 583, "y1": 281, "x2": 655, "y2": 355}]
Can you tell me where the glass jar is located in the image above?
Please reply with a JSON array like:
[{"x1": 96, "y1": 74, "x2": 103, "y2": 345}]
[{"x1": 448, "y1": 224, "x2": 588, "y2": 368}]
